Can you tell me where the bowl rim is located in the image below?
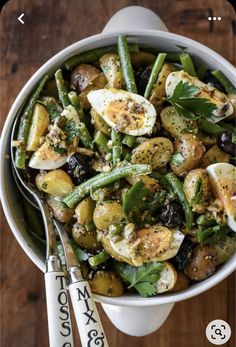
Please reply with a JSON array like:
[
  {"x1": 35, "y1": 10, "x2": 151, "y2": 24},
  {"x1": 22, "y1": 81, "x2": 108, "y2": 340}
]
[{"x1": 1, "y1": 29, "x2": 236, "y2": 307}]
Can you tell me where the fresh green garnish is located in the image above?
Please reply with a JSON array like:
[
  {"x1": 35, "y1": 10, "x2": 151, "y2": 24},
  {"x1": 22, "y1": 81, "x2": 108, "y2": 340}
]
[
  {"x1": 53, "y1": 146, "x2": 66, "y2": 154},
  {"x1": 116, "y1": 262, "x2": 164, "y2": 297},
  {"x1": 191, "y1": 178, "x2": 204, "y2": 205},
  {"x1": 63, "y1": 119, "x2": 80, "y2": 145},
  {"x1": 165, "y1": 81, "x2": 217, "y2": 120},
  {"x1": 232, "y1": 133, "x2": 236, "y2": 144},
  {"x1": 197, "y1": 225, "x2": 231, "y2": 244},
  {"x1": 171, "y1": 152, "x2": 185, "y2": 166},
  {"x1": 123, "y1": 181, "x2": 166, "y2": 224}
]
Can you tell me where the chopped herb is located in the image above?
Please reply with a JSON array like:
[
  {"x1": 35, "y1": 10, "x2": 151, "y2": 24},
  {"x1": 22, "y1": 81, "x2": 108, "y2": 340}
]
[
  {"x1": 53, "y1": 146, "x2": 66, "y2": 154},
  {"x1": 63, "y1": 119, "x2": 80, "y2": 145},
  {"x1": 41, "y1": 182, "x2": 47, "y2": 190},
  {"x1": 232, "y1": 133, "x2": 236, "y2": 144},
  {"x1": 116, "y1": 262, "x2": 164, "y2": 297},
  {"x1": 191, "y1": 178, "x2": 204, "y2": 205},
  {"x1": 165, "y1": 81, "x2": 217, "y2": 120},
  {"x1": 171, "y1": 152, "x2": 185, "y2": 166}
]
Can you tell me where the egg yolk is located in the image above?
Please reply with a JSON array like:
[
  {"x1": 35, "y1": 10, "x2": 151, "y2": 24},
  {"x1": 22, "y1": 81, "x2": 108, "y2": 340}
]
[{"x1": 106, "y1": 99, "x2": 145, "y2": 132}]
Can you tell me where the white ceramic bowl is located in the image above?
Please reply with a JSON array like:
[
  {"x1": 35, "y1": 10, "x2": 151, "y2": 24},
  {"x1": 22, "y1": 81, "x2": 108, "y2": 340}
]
[{"x1": 0, "y1": 6, "x2": 235, "y2": 337}]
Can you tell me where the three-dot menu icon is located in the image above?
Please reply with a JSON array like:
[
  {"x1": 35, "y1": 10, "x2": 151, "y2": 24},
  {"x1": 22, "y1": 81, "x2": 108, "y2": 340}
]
[{"x1": 208, "y1": 16, "x2": 221, "y2": 21}]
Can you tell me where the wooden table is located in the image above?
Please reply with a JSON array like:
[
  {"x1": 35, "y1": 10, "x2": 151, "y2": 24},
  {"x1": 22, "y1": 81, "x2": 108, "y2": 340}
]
[{"x1": 1, "y1": 1, "x2": 235, "y2": 346}]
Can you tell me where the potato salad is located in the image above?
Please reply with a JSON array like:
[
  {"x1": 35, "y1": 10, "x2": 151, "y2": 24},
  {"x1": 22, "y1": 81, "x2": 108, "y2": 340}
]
[{"x1": 13, "y1": 35, "x2": 236, "y2": 297}]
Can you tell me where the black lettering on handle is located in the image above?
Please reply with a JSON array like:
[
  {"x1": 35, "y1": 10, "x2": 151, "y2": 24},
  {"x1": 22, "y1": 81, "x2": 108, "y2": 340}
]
[
  {"x1": 60, "y1": 321, "x2": 71, "y2": 337},
  {"x1": 87, "y1": 329, "x2": 105, "y2": 347},
  {"x1": 60, "y1": 305, "x2": 70, "y2": 321}
]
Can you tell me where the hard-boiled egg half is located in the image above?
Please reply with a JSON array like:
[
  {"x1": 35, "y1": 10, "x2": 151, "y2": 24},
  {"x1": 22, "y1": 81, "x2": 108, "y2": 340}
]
[
  {"x1": 165, "y1": 70, "x2": 234, "y2": 122},
  {"x1": 206, "y1": 163, "x2": 236, "y2": 231},
  {"x1": 87, "y1": 89, "x2": 157, "y2": 136}
]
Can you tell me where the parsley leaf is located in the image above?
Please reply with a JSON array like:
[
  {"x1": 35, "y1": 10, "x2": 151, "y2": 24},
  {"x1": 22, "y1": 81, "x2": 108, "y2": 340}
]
[
  {"x1": 165, "y1": 81, "x2": 217, "y2": 120},
  {"x1": 116, "y1": 262, "x2": 164, "y2": 297}
]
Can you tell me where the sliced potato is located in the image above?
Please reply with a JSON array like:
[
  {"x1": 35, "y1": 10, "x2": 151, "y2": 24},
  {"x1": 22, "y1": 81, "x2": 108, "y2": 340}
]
[
  {"x1": 183, "y1": 169, "x2": 211, "y2": 213},
  {"x1": 214, "y1": 236, "x2": 235, "y2": 265},
  {"x1": 100, "y1": 53, "x2": 123, "y2": 89},
  {"x1": 169, "y1": 271, "x2": 190, "y2": 292},
  {"x1": 197, "y1": 132, "x2": 217, "y2": 147},
  {"x1": 79, "y1": 73, "x2": 107, "y2": 109},
  {"x1": 89, "y1": 270, "x2": 124, "y2": 296},
  {"x1": 29, "y1": 142, "x2": 68, "y2": 170},
  {"x1": 72, "y1": 223, "x2": 101, "y2": 250},
  {"x1": 100, "y1": 234, "x2": 143, "y2": 266},
  {"x1": 91, "y1": 108, "x2": 111, "y2": 136},
  {"x1": 138, "y1": 227, "x2": 185, "y2": 262},
  {"x1": 47, "y1": 195, "x2": 74, "y2": 223},
  {"x1": 184, "y1": 245, "x2": 217, "y2": 281},
  {"x1": 75, "y1": 197, "x2": 96, "y2": 226},
  {"x1": 170, "y1": 134, "x2": 205, "y2": 176},
  {"x1": 131, "y1": 137, "x2": 173, "y2": 169},
  {"x1": 160, "y1": 106, "x2": 197, "y2": 138},
  {"x1": 36, "y1": 170, "x2": 73, "y2": 197},
  {"x1": 71, "y1": 64, "x2": 100, "y2": 92},
  {"x1": 200, "y1": 144, "x2": 230, "y2": 168},
  {"x1": 93, "y1": 201, "x2": 125, "y2": 231},
  {"x1": 101, "y1": 226, "x2": 184, "y2": 266},
  {"x1": 155, "y1": 261, "x2": 177, "y2": 293},
  {"x1": 26, "y1": 103, "x2": 50, "y2": 151},
  {"x1": 149, "y1": 63, "x2": 175, "y2": 113},
  {"x1": 131, "y1": 51, "x2": 156, "y2": 68}
]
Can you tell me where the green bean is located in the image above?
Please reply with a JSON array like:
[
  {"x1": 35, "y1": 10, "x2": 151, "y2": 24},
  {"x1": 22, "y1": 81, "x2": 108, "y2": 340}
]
[
  {"x1": 165, "y1": 52, "x2": 182, "y2": 62},
  {"x1": 165, "y1": 172, "x2": 193, "y2": 230},
  {"x1": 88, "y1": 251, "x2": 110, "y2": 267},
  {"x1": 122, "y1": 146, "x2": 132, "y2": 161},
  {"x1": 55, "y1": 69, "x2": 70, "y2": 108},
  {"x1": 111, "y1": 128, "x2": 122, "y2": 165},
  {"x1": 198, "y1": 119, "x2": 225, "y2": 135},
  {"x1": 39, "y1": 96, "x2": 61, "y2": 120},
  {"x1": 211, "y1": 70, "x2": 236, "y2": 94},
  {"x1": 68, "y1": 91, "x2": 86, "y2": 123},
  {"x1": 94, "y1": 131, "x2": 111, "y2": 153},
  {"x1": 196, "y1": 215, "x2": 216, "y2": 227},
  {"x1": 122, "y1": 134, "x2": 135, "y2": 148},
  {"x1": 64, "y1": 44, "x2": 139, "y2": 70},
  {"x1": 180, "y1": 53, "x2": 196, "y2": 76},
  {"x1": 15, "y1": 74, "x2": 49, "y2": 169},
  {"x1": 63, "y1": 164, "x2": 152, "y2": 208},
  {"x1": 197, "y1": 65, "x2": 208, "y2": 80},
  {"x1": 144, "y1": 53, "x2": 167, "y2": 99},
  {"x1": 77, "y1": 122, "x2": 93, "y2": 149},
  {"x1": 118, "y1": 35, "x2": 137, "y2": 93}
]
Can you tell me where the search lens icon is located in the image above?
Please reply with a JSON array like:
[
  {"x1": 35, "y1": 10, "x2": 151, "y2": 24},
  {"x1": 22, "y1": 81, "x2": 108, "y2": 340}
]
[{"x1": 215, "y1": 329, "x2": 222, "y2": 336}]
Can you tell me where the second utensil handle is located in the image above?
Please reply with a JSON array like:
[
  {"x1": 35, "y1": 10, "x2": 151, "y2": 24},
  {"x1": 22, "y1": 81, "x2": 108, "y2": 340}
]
[
  {"x1": 69, "y1": 280, "x2": 109, "y2": 347},
  {"x1": 45, "y1": 271, "x2": 74, "y2": 347}
]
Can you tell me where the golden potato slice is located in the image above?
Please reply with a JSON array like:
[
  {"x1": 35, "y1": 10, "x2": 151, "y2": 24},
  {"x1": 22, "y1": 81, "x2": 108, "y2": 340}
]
[
  {"x1": 75, "y1": 197, "x2": 96, "y2": 226},
  {"x1": 160, "y1": 106, "x2": 197, "y2": 138},
  {"x1": 36, "y1": 170, "x2": 73, "y2": 197},
  {"x1": 169, "y1": 271, "x2": 190, "y2": 292},
  {"x1": 126, "y1": 174, "x2": 160, "y2": 193},
  {"x1": 91, "y1": 108, "x2": 111, "y2": 136},
  {"x1": 170, "y1": 134, "x2": 205, "y2": 176},
  {"x1": 26, "y1": 103, "x2": 49, "y2": 151},
  {"x1": 156, "y1": 261, "x2": 177, "y2": 293},
  {"x1": 79, "y1": 73, "x2": 107, "y2": 109},
  {"x1": 100, "y1": 53, "x2": 123, "y2": 89},
  {"x1": 131, "y1": 137, "x2": 173, "y2": 169},
  {"x1": 71, "y1": 64, "x2": 100, "y2": 92},
  {"x1": 93, "y1": 201, "x2": 125, "y2": 231},
  {"x1": 89, "y1": 271, "x2": 124, "y2": 296},
  {"x1": 72, "y1": 224, "x2": 101, "y2": 250},
  {"x1": 200, "y1": 144, "x2": 230, "y2": 168}
]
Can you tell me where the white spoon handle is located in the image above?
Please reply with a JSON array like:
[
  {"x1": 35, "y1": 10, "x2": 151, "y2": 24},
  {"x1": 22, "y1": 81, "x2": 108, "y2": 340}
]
[
  {"x1": 45, "y1": 271, "x2": 74, "y2": 347},
  {"x1": 69, "y1": 279, "x2": 109, "y2": 347}
]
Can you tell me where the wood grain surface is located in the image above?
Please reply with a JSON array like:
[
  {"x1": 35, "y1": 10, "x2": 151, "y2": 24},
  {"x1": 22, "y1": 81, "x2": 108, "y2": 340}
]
[{"x1": 0, "y1": 1, "x2": 235, "y2": 346}]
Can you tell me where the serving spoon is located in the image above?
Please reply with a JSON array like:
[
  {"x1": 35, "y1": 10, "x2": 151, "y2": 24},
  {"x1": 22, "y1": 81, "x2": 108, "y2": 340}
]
[{"x1": 11, "y1": 115, "x2": 108, "y2": 347}]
